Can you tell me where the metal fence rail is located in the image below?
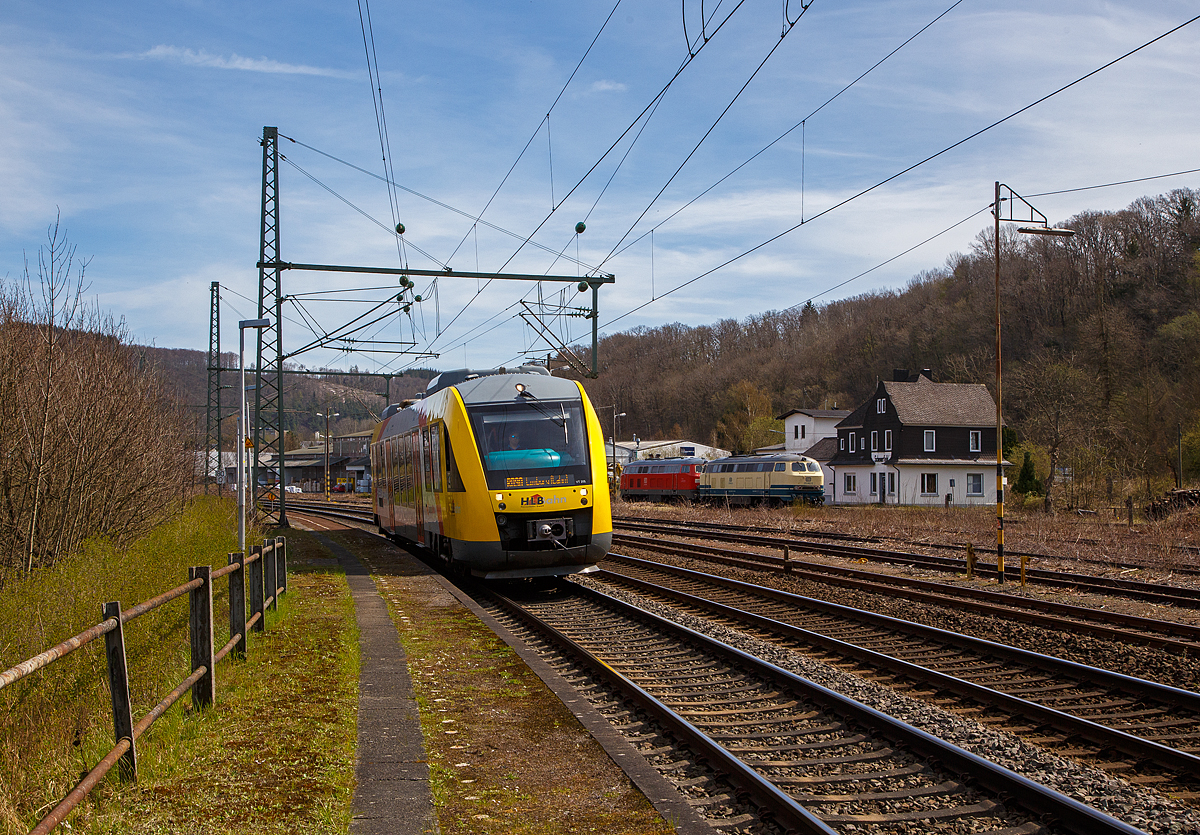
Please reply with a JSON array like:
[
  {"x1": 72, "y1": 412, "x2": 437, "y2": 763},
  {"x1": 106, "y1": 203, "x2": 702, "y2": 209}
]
[{"x1": 0, "y1": 537, "x2": 289, "y2": 835}]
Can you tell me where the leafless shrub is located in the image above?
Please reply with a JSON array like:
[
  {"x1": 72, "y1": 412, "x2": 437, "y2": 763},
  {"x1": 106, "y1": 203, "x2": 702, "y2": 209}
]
[{"x1": 0, "y1": 217, "x2": 193, "y2": 586}]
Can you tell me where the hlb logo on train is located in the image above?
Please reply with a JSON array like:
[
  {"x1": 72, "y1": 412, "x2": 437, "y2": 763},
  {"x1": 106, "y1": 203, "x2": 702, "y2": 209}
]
[{"x1": 521, "y1": 493, "x2": 567, "y2": 506}]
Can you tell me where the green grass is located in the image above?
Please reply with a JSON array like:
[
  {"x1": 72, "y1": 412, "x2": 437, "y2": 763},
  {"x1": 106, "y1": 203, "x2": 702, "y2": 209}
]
[{"x1": 0, "y1": 503, "x2": 359, "y2": 835}]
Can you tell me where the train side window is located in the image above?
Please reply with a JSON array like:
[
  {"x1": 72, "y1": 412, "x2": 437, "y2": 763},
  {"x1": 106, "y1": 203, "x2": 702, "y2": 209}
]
[{"x1": 775, "y1": 463, "x2": 785, "y2": 472}]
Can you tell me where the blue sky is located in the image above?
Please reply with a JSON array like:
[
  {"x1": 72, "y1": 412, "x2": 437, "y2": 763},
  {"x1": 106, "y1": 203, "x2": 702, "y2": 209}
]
[{"x1": 3, "y1": 1, "x2": 1198, "y2": 375}]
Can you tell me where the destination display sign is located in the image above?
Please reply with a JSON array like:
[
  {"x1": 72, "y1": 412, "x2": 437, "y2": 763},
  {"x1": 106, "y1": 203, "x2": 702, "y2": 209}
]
[{"x1": 505, "y1": 473, "x2": 572, "y2": 489}]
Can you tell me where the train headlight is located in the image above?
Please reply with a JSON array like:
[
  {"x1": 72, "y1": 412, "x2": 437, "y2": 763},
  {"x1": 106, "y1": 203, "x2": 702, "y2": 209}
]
[{"x1": 498, "y1": 502, "x2": 506, "y2": 510}]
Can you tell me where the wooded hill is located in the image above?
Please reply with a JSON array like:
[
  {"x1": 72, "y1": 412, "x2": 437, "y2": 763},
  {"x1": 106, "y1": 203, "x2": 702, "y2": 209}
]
[{"x1": 577, "y1": 187, "x2": 1200, "y2": 507}]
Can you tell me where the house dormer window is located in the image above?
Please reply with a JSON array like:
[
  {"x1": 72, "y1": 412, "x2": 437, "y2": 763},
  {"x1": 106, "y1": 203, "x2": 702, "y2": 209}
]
[
  {"x1": 884, "y1": 429, "x2": 892, "y2": 451},
  {"x1": 876, "y1": 398, "x2": 886, "y2": 413},
  {"x1": 970, "y1": 430, "x2": 981, "y2": 452},
  {"x1": 924, "y1": 430, "x2": 936, "y2": 452},
  {"x1": 839, "y1": 437, "x2": 844, "y2": 451},
  {"x1": 849, "y1": 433, "x2": 856, "y2": 453},
  {"x1": 871, "y1": 430, "x2": 878, "y2": 451}
]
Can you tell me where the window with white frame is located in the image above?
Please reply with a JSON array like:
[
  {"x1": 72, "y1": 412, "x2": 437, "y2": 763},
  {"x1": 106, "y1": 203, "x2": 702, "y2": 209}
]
[
  {"x1": 877, "y1": 398, "x2": 886, "y2": 413},
  {"x1": 884, "y1": 429, "x2": 892, "y2": 451},
  {"x1": 839, "y1": 437, "x2": 844, "y2": 450},
  {"x1": 844, "y1": 473, "x2": 857, "y2": 494},
  {"x1": 849, "y1": 433, "x2": 856, "y2": 453},
  {"x1": 924, "y1": 430, "x2": 936, "y2": 452},
  {"x1": 921, "y1": 473, "x2": 938, "y2": 494},
  {"x1": 871, "y1": 430, "x2": 878, "y2": 451},
  {"x1": 967, "y1": 473, "x2": 984, "y2": 495},
  {"x1": 887, "y1": 472, "x2": 896, "y2": 494},
  {"x1": 870, "y1": 472, "x2": 878, "y2": 494},
  {"x1": 970, "y1": 430, "x2": 982, "y2": 452}
]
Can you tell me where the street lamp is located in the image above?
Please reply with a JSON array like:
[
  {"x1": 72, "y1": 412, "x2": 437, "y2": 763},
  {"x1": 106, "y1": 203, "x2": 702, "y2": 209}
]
[
  {"x1": 992, "y1": 182, "x2": 1074, "y2": 584},
  {"x1": 238, "y1": 318, "x2": 271, "y2": 552},
  {"x1": 598, "y1": 406, "x2": 625, "y2": 491},
  {"x1": 316, "y1": 408, "x2": 340, "y2": 501}
]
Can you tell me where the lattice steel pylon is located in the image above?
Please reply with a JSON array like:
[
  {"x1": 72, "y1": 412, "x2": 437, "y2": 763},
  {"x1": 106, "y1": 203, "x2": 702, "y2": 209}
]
[
  {"x1": 205, "y1": 281, "x2": 223, "y2": 496},
  {"x1": 255, "y1": 126, "x2": 287, "y2": 526}
]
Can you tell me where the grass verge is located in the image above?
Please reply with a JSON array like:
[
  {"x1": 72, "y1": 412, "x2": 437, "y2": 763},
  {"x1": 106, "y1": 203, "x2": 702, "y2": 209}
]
[{"x1": 1, "y1": 509, "x2": 358, "y2": 835}]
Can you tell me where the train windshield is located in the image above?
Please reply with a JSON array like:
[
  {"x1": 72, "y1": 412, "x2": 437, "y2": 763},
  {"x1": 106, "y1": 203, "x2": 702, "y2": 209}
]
[{"x1": 467, "y1": 400, "x2": 591, "y2": 490}]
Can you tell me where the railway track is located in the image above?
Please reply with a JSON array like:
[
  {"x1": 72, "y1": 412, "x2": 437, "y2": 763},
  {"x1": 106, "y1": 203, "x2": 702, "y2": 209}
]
[
  {"x1": 475, "y1": 579, "x2": 1147, "y2": 835},
  {"x1": 613, "y1": 515, "x2": 1200, "y2": 585},
  {"x1": 612, "y1": 532, "x2": 1200, "y2": 655},
  {"x1": 596, "y1": 554, "x2": 1200, "y2": 802},
  {"x1": 282, "y1": 497, "x2": 1196, "y2": 831}
]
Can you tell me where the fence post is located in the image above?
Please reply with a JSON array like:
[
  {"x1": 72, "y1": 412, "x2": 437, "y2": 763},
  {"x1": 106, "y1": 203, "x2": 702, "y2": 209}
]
[
  {"x1": 228, "y1": 552, "x2": 246, "y2": 659},
  {"x1": 965, "y1": 543, "x2": 975, "y2": 580},
  {"x1": 276, "y1": 536, "x2": 287, "y2": 596},
  {"x1": 102, "y1": 601, "x2": 137, "y2": 782},
  {"x1": 189, "y1": 566, "x2": 215, "y2": 710},
  {"x1": 782, "y1": 545, "x2": 791, "y2": 573},
  {"x1": 249, "y1": 544, "x2": 264, "y2": 633},
  {"x1": 264, "y1": 539, "x2": 277, "y2": 612}
]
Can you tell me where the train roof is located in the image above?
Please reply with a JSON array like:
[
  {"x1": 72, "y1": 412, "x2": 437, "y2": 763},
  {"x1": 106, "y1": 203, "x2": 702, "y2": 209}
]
[
  {"x1": 419, "y1": 365, "x2": 582, "y2": 406},
  {"x1": 708, "y1": 453, "x2": 816, "y2": 464}
]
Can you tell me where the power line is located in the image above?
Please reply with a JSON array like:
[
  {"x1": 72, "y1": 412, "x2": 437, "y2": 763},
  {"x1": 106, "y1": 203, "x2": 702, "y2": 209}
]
[
  {"x1": 605, "y1": 0, "x2": 967, "y2": 264},
  {"x1": 600, "y1": 10, "x2": 1200, "y2": 329},
  {"x1": 1029, "y1": 167, "x2": 1200, "y2": 198},
  {"x1": 599, "y1": 1, "x2": 815, "y2": 265}
]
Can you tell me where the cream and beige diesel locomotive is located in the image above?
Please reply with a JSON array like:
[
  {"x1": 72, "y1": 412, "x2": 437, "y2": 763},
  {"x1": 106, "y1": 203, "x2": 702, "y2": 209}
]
[{"x1": 370, "y1": 365, "x2": 612, "y2": 578}]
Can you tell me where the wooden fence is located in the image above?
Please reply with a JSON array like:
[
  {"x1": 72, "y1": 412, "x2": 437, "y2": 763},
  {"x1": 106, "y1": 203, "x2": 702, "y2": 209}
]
[{"x1": 0, "y1": 537, "x2": 289, "y2": 835}]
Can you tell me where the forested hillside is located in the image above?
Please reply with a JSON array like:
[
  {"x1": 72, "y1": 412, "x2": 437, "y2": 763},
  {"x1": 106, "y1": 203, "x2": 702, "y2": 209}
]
[{"x1": 579, "y1": 188, "x2": 1200, "y2": 506}]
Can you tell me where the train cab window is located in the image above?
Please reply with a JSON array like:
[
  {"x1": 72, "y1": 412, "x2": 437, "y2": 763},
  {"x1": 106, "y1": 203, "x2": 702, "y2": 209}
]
[
  {"x1": 467, "y1": 400, "x2": 590, "y2": 490},
  {"x1": 807, "y1": 462, "x2": 821, "y2": 472},
  {"x1": 444, "y1": 427, "x2": 465, "y2": 492},
  {"x1": 792, "y1": 462, "x2": 802, "y2": 472},
  {"x1": 775, "y1": 463, "x2": 785, "y2": 472}
]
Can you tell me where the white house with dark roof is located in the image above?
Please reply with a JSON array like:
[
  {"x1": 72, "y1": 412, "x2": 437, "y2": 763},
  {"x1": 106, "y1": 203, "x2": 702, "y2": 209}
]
[
  {"x1": 778, "y1": 408, "x2": 851, "y2": 454},
  {"x1": 826, "y1": 370, "x2": 1006, "y2": 506}
]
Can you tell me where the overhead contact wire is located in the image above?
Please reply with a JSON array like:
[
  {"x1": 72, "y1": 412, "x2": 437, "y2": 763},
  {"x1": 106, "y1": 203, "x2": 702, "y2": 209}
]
[{"x1": 601, "y1": 11, "x2": 1200, "y2": 329}]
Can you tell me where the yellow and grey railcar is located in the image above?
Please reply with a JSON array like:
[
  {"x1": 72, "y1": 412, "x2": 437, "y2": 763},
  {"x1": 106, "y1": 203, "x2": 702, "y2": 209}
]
[
  {"x1": 698, "y1": 453, "x2": 825, "y2": 505},
  {"x1": 370, "y1": 365, "x2": 612, "y2": 579}
]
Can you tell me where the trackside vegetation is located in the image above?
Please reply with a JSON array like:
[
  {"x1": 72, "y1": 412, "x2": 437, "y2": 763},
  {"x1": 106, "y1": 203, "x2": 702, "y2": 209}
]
[
  {"x1": 0, "y1": 218, "x2": 193, "y2": 588},
  {"x1": 0, "y1": 500, "x2": 360, "y2": 835}
]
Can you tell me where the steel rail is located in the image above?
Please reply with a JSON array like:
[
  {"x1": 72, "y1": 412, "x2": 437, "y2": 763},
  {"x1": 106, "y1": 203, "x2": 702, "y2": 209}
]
[
  {"x1": 493, "y1": 580, "x2": 1147, "y2": 835},
  {"x1": 617, "y1": 518, "x2": 1200, "y2": 604},
  {"x1": 600, "y1": 556, "x2": 1200, "y2": 774},
  {"x1": 613, "y1": 514, "x2": 1200, "y2": 575},
  {"x1": 614, "y1": 533, "x2": 1200, "y2": 653},
  {"x1": 487, "y1": 587, "x2": 843, "y2": 835}
]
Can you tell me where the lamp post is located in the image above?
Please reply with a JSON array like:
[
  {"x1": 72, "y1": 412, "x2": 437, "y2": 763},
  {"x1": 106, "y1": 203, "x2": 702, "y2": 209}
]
[
  {"x1": 317, "y1": 408, "x2": 340, "y2": 501},
  {"x1": 598, "y1": 406, "x2": 625, "y2": 490},
  {"x1": 238, "y1": 318, "x2": 271, "y2": 552},
  {"x1": 992, "y1": 182, "x2": 1075, "y2": 584}
]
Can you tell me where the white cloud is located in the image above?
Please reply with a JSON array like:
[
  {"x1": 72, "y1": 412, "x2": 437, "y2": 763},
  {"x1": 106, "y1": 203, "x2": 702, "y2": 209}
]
[
  {"x1": 590, "y1": 80, "x2": 627, "y2": 93},
  {"x1": 134, "y1": 46, "x2": 357, "y2": 80}
]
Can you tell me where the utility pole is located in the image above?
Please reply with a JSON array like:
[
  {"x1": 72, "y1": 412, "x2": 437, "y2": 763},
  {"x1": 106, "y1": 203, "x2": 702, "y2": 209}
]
[
  {"x1": 256, "y1": 127, "x2": 287, "y2": 527},
  {"x1": 205, "y1": 281, "x2": 222, "y2": 496}
]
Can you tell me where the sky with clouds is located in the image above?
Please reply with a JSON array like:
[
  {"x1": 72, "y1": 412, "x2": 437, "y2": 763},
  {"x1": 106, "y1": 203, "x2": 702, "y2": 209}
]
[{"x1": 2, "y1": 1, "x2": 1198, "y2": 375}]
